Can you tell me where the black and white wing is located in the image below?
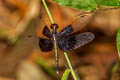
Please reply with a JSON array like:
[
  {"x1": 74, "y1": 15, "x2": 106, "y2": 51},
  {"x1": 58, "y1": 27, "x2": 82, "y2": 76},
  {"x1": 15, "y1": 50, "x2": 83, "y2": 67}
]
[
  {"x1": 42, "y1": 26, "x2": 52, "y2": 38},
  {"x1": 39, "y1": 38, "x2": 53, "y2": 52},
  {"x1": 58, "y1": 32, "x2": 94, "y2": 51},
  {"x1": 58, "y1": 25, "x2": 73, "y2": 37}
]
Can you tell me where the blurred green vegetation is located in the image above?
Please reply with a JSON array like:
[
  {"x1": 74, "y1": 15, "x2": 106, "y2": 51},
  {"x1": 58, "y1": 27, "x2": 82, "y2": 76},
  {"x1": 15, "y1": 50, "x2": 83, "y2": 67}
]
[
  {"x1": 61, "y1": 69, "x2": 70, "y2": 80},
  {"x1": 117, "y1": 28, "x2": 120, "y2": 58},
  {"x1": 54, "y1": 0, "x2": 120, "y2": 10}
]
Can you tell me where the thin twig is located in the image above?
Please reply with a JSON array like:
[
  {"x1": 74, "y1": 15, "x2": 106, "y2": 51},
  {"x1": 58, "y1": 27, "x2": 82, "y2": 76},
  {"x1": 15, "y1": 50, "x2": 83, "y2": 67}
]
[{"x1": 64, "y1": 52, "x2": 77, "y2": 80}]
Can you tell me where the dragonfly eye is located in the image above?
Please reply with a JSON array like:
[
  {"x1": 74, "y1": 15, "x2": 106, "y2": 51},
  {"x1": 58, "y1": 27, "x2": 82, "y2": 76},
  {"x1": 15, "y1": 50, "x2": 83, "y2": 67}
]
[{"x1": 50, "y1": 24, "x2": 58, "y2": 29}]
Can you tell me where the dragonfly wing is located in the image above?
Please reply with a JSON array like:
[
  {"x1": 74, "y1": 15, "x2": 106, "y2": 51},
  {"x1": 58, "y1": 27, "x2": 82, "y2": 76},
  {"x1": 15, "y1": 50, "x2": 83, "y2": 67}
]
[
  {"x1": 58, "y1": 32, "x2": 94, "y2": 51},
  {"x1": 71, "y1": 11, "x2": 95, "y2": 33},
  {"x1": 43, "y1": 26, "x2": 52, "y2": 38},
  {"x1": 58, "y1": 25, "x2": 73, "y2": 37},
  {"x1": 39, "y1": 38, "x2": 53, "y2": 52}
]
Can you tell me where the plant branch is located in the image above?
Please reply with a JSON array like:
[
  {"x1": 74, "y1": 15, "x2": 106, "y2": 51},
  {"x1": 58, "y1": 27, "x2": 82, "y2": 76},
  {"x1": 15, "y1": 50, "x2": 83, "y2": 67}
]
[
  {"x1": 64, "y1": 52, "x2": 78, "y2": 80},
  {"x1": 41, "y1": 0, "x2": 54, "y2": 24}
]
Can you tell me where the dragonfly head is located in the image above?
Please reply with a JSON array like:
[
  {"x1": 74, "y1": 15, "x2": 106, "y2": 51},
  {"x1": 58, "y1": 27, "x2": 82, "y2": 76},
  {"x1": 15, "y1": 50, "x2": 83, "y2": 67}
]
[{"x1": 50, "y1": 24, "x2": 59, "y2": 35}]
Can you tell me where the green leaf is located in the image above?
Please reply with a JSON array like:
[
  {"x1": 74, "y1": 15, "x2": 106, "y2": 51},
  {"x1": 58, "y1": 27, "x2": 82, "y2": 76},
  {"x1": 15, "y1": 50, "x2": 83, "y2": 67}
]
[
  {"x1": 117, "y1": 28, "x2": 120, "y2": 58},
  {"x1": 61, "y1": 69, "x2": 70, "y2": 80},
  {"x1": 95, "y1": 0, "x2": 120, "y2": 6},
  {"x1": 54, "y1": 0, "x2": 120, "y2": 11},
  {"x1": 54, "y1": 0, "x2": 97, "y2": 10}
]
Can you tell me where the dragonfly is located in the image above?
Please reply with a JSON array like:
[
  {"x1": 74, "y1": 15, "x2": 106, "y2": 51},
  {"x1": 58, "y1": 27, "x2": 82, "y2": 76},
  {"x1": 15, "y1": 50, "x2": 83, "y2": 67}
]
[{"x1": 39, "y1": 23, "x2": 94, "y2": 74}]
